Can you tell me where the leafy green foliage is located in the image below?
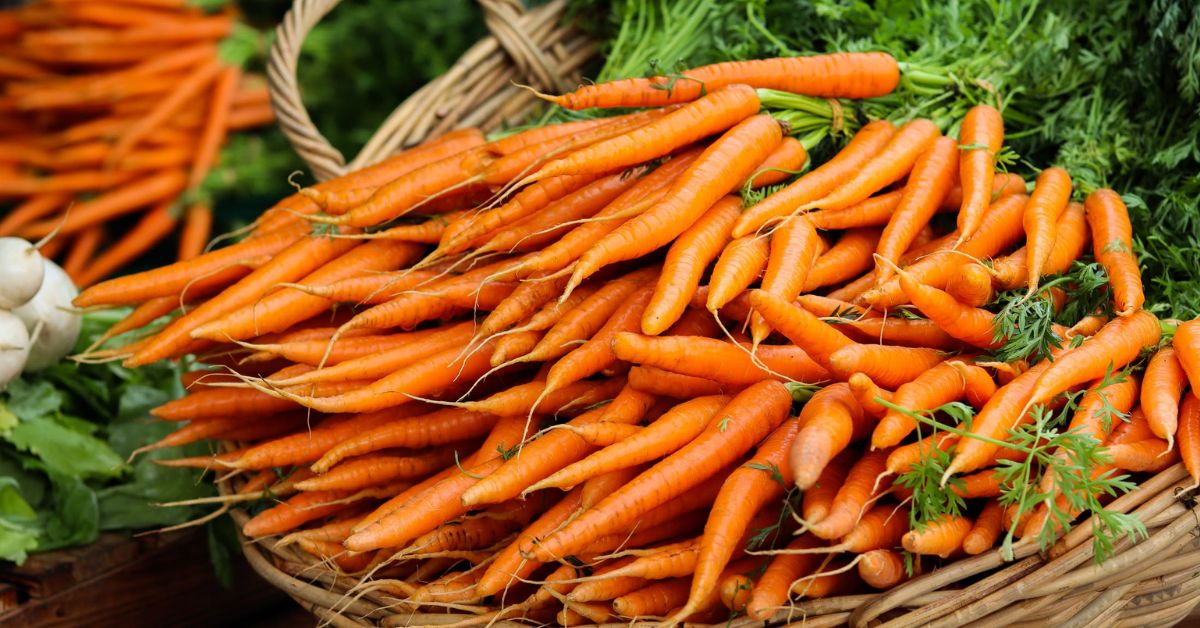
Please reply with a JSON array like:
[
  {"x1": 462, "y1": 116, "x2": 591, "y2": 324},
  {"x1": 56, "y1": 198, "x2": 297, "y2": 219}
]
[
  {"x1": 0, "y1": 311, "x2": 213, "y2": 564},
  {"x1": 989, "y1": 262, "x2": 1114, "y2": 363}
]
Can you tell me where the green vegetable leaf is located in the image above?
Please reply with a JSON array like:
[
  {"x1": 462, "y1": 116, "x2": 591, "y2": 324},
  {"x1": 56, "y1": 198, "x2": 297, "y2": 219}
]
[
  {"x1": 4, "y1": 380, "x2": 64, "y2": 421},
  {"x1": 4, "y1": 416, "x2": 125, "y2": 480},
  {"x1": 0, "y1": 478, "x2": 39, "y2": 564},
  {"x1": 34, "y1": 473, "x2": 99, "y2": 553}
]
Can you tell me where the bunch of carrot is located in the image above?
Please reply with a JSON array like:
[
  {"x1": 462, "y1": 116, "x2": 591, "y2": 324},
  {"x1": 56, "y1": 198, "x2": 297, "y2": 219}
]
[
  {"x1": 74, "y1": 51, "x2": 1199, "y2": 624},
  {"x1": 0, "y1": 0, "x2": 275, "y2": 286}
]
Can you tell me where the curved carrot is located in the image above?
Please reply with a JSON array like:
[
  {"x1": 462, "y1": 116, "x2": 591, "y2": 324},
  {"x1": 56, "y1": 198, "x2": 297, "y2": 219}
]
[
  {"x1": 751, "y1": 215, "x2": 821, "y2": 345},
  {"x1": 1179, "y1": 392, "x2": 1200, "y2": 486},
  {"x1": 734, "y1": 120, "x2": 897, "y2": 237},
  {"x1": 873, "y1": 361, "x2": 975, "y2": 449},
  {"x1": 1172, "y1": 320, "x2": 1200, "y2": 393},
  {"x1": 1021, "y1": 167, "x2": 1072, "y2": 296},
  {"x1": 1107, "y1": 438, "x2": 1178, "y2": 472},
  {"x1": 643, "y1": 196, "x2": 740, "y2": 334},
  {"x1": 1085, "y1": 189, "x2": 1144, "y2": 316},
  {"x1": 749, "y1": 290, "x2": 856, "y2": 369},
  {"x1": 945, "y1": 262, "x2": 994, "y2": 307},
  {"x1": 848, "y1": 373, "x2": 892, "y2": 419},
  {"x1": 748, "y1": 136, "x2": 809, "y2": 188},
  {"x1": 1143, "y1": 346, "x2": 1188, "y2": 445},
  {"x1": 955, "y1": 104, "x2": 1004, "y2": 243},
  {"x1": 859, "y1": 549, "x2": 911, "y2": 589},
  {"x1": 802, "y1": 118, "x2": 941, "y2": 213},
  {"x1": 903, "y1": 514, "x2": 971, "y2": 558},
  {"x1": 1027, "y1": 311, "x2": 1160, "y2": 407},
  {"x1": 805, "y1": 228, "x2": 880, "y2": 292},
  {"x1": 963, "y1": 500, "x2": 1004, "y2": 555},
  {"x1": 807, "y1": 448, "x2": 890, "y2": 540},
  {"x1": 549, "y1": 52, "x2": 899, "y2": 109}
]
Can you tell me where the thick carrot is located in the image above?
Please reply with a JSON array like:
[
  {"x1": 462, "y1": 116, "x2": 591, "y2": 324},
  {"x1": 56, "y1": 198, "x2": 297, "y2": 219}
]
[
  {"x1": 750, "y1": 215, "x2": 821, "y2": 344},
  {"x1": 549, "y1": 52, "x2": 899, "y2": 109},
  {"x1": 1026, "y1": 311, "x2": 1160, "y2": 407},
  {"x1": 643, "y1": 196, "x2": 740, "y2": 334},
  {"x1": 706, "y1": 235, "x2": 769, "y2": 312},
  {"x1": 790, "y1": 383, "x2": 870, "y2": 489},
  {"x1": 734, "y1": 120, "x2": 897, "y2": 237},
  {"x1": 859, "y1": 549, "x2": 910, "y2": 589},
  {"x1": 1143, "y1": 346, "x2": 1188, "y2": 445},
  {"x1": 836, "y1": 316, "x2": 963, "y2": 351},
  {"x1": 748, "y1": 136, "x2": 809, "y2": 188},
  {"x1": 828, "y1": 343, "x2": 947, "y2": 389},
  {"x1": 903, "y1": 514, "x2": 971, "y2": 558},
  {"x1": 749, "y1": 290, "x2": 856, "y2": 369},
  {"x1": 531, "y1": 381, "x2": 792, "y2": 561},
  {"x1": 527, "y1": 396, "x2": 729, "y2": 493},
  {"x1": 613, "y1": 333, "x2": 830, "y2": 386},
  {"x1": 962, "y1": 500, "x2": 1005, "y2": 555},
  {"x1": 874, "y1": 361, "x2": 986, "y2": 449},
  {"x1": 1107, "y1": 438, "x2": 1178, "y2": 472},
  {"x1": 675, "y1": 418, "x2": 802, "y2": 620},
  {"x1": 945, "y1": 265, "x2": 995, "y2": 311},
  {"x1": 566, "y1": 114, "x2": 782, "y2": 293},
  {"x1": 807, "y1": 448, "x2": 889, "y2": 540},
  {"x1": 1085, "y1": 189, "x2": 1144, "y2": 316},
  {"x1": 805, "y1": 228, "x2": 881, "y2": 292},
  {"x1": 1021, "y1": 167, "x2": 1073, "y2": 296},
  {"x1": 745, "y1": 535, "x2": 824, "y2": 620},
  {"x1": 875, "y1": 136, "x2": 959, "y2": 283},
  {"x1": 955, "y1": 104, "x2": 1004, "y2": 243},
  {"x1": 801, "y1": 119, "x2": 941, "y2": 213}
]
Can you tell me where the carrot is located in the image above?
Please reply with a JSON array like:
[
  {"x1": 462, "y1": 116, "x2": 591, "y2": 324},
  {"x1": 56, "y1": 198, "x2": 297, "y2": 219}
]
[
  {"x1": 242, "y1": 489, "x2": 358, "y2": 538},
  {"x1": 803, "y1": 119, "x2": 941, "y2": 213},
  {"x1": 875, "y1": 136, "x2": 959, "y2": 283},
  {"x1": 836, "y1": 316, "x2": 963, "y2": 351},
  {"x1": 805, "y1": 172, "x2": 1025, "y2": 231},
  {"x1": 295, "y1": 449, "x2": 459, "y2": 492},
  {"x1": 0, "y1": 192, "x2": 70, "y2": 237},
  {"x1": 807, "y1": 448, "x2": 889, "y2": 540},
  {"x1": 476, "y1": 488, "x2": 583, "y2": 597},
  {"x1": 734, "y1": 120, "x2": 898, "y2": 237},
  {"x1": 1179, "y1": 392, "x2": 1200, "y2": 486},
  {"x1": 858, "y1": 549, "x2": 910, "y2": 589},
  {"x1": 790, "y1": 383, "x2": 870, "y2": 490},
  {"x1": 797, "y1": 294, "x2": 881, "y2": 319},
  {"x1": 1109, "y1": 407, "x2": 1155, "y2": 445},
  {"x1": 745, "y1": 534, "x2": 824, "y2": 619},
  {"x1": 902, "y1": 513, "x2": 971, "y2": 558},
  {"x1": 748, "y1": 136, "x2": 809, "y2": 188},
  {"x1": 1173, "y1": 320, "x2": 1200, "y2": 393},
  {"x1": 565, "y1": 114, "x2": 782, "y2": 294},
  {"x1": 549, "y1": 52, "x2": 898, "y2": 109},
  {"x1": 705, "y1": 235, "x2": 769, "y2": 312},
  {"x1": 175, "y1": 201, "x2": 213, "y2": 261},
  {"x1": 962, "y1": 500, "x2": 1004, "y2": 555},
  {"x1": 1026, "y1": 311, "x2": 1160, "y2": 408},
  {"x1": 310, "y1": 408, "x2": 497, "y2": 474},
  {"x1": 19, "y1": 169, "x2": 187, "y2": 239},
  {"x1": 61, "y1": 226, "x2": 102, "y2": 284},
  {"x1": 945, "y1": 263, "x2": 994, "y2": 307},
  {"x1": 612, "y1": 333, "x2": 830, "y2": 386},
  {"x1": 1018, "y1": 167, "x2": 1073, "y2": 296},
  {"x1": 751, "y1": 215, "x2": 821, "y2": 344},
  {"x1": 873, "y1": 361, "x2": 981, "y2": 449},
  {"x1": 530, "y1": 84, "x2": 760, "y2": 185},
  {"x1": 800, "y1": 450, "x2": 854, "y2": 528},
  {"x1": 805, "y1": 228, "x2": 881, "y2": 292},
  {"x1": 1143, "y1": 346, "x2": 1188, "y2": 445},
  {"x1": 73, "y1": 201, "x2": 177, "y2": 287},
  {"x1": 597, "y1": 382, "x2": 659, "y2": 425},
  {"x1": 560, "y1": 422, "x2": 644, "y2": 447},
  {"x1": 1107, "y1": 438, "x2": 1178, "y2": 472},
  {"x1": 110, "y1": 57, "x2": 221, "y2": 163},
  {"x1": 847, "y1": 373, "x2": 892, "y2": 420},
  {"x1": 531, "y1": 381, "x2": 791, "y2": 561},
  {"x1": 829, "y1": 343, "x2": 947, "y2": 389},
  {"x1": 192, "y1": 241, "x2": 421, "y2": 341},
  {"x1": 526, "y1": 396, "x2": 729, "y2": 493},
  {"x1": 863, "y1": 193, "x2": 1030, "y2": 308},
  {"x1": 955, "y1": 104, "x2": 1005, "y2": 243},
  {"x1": 643, "y1": 196, "x2": 740, "y2": 335},
  {"x1": 749, "y1": 290, "x2": 856, "y2": 370},
  {"x1": 187, "y1": 64, "x2": 238, "y2": 191},
  {"x1": 1085, "y1": 189, "x2": 1144, "y2": 315},
  {"x1": 455, "y1": 377, "x2": 626, "y2": 419},
  {"x1": 73, "y1": 220, "x2": 308, "y2": 307},
  {"x1": 879, "y1": 256, "x2": 1001, "y2": 349}
]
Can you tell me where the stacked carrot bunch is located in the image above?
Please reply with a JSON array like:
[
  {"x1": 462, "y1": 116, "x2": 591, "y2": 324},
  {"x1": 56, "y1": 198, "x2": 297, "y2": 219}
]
[
  {"x1": 0, "y1": 0, "x2": 274, "y2": 286},
  {"x1": 75, "y1": 51, "x2": 1200, "y2": 624}
]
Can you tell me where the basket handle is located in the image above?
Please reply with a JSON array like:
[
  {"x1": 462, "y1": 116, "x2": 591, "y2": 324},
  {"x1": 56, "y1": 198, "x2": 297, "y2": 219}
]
[{"x1": 268, "y1": 0, "x2": 576, "y2": 181}]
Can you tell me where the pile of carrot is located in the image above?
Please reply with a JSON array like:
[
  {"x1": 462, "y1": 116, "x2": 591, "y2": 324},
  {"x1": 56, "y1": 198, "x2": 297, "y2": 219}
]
[
  {"x1": 74, "y1": 51, "x2": 1200, "y2": 624},
  {"x1": 0, "y1": 0, "x2": 275, "y2": 286}
]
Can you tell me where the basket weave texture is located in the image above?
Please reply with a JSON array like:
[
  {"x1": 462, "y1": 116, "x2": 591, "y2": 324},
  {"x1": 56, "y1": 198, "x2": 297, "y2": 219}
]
[{"x1": 232, "y1": 1, "x2": 1200, "y2": 626}]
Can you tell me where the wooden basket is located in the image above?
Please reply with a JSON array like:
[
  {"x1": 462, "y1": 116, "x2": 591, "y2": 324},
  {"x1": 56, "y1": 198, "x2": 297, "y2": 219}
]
[{"x1": 228, "y1": 1, "x2": 1200, "y2": 626}]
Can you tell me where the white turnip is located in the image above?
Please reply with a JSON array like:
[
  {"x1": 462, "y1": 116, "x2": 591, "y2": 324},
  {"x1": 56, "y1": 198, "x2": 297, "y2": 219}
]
[
  {"x1": 0, "y1": 237, "x2": 46, "y2": 310},
  {"x1": 0, "y1": 310, "x2": 29, "y2": 391},
  {"x1": 13, "y1": 260, "x2": 80, "y2": 371}
]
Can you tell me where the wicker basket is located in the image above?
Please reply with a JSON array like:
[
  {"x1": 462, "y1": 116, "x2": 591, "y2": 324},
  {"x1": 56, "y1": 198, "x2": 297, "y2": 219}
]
[{"x1": 224, "y1": 1, "x2": 1200, "y2": 625}]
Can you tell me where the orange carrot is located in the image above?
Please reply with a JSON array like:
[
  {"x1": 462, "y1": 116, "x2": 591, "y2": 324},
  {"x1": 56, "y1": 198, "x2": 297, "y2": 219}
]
[
  {"x1": 828, "y1": 343, "x2": 947, "y2": 389},
  {"x1": 955, "y1": 104, "x2": 1004, "y2": 243},
  {"x1": 875, "y1": 136, "x2": 959, "y2": 283},
  {"x1": 859, "y1": 549, "x2": 910, "y2": 589},
  {"x1": 803, "y1": 450, "x2": 855, "y2": 525},
  {"x1": 1179, "y1": 392, "x2": 1200, "y2": 486},
  {"x1": 1173, "y1": 321, "x2": 1200, "y2": 393},
  {"x1": 612, "y1": 333, "x2": 830, "y2": 386},
  {"x1": 188, "y1": 64, "x2": 239, "y2": 191},
  {"x1": 750, "y1": 215, "x2": 821, "y2": 344},
  {"x1": 745, "y1": 535, "x2": 824, "y2": 620},
  {"x1": 706, "y1": 235, "x2": 769, "y2": 312},
  {"x1": 848, "y1": 373, "x2": 892, "y2": 419},
  {"x1": 1085, "y1": 189, "x2": 1144, "y2": 316},
  {"x1": 874, "y1": 361, "x2": 981, "y2": 449},
  {"x1": 1143, "y1": 346, "x2": 1188, "y2": 445},
  {"x1": 74, "y1": 201, "x2": 177, "y2": 287},
  {"x1": 1021, "y1": 167, "x2": 1073, "y2": 297},
  {"x1": 749, "y1": 290, "x2": 856, "y2": 370},
  {"x1": 963, "y1": 500, "x2": 1004, "y2": 555},
  {"x1": 802, "y1": 119, "x2": 941, "y2": 213},
  {"x1": 805, "y1": 228, "x2": 881, "y2": 292},
  {"x1": 1026, "y1": 311, "x2": 1160, "y2": 408},
  {"x1": 807, "y1": 449, "x2": 889, "y2": 540},
  {"x1": 1106, "y1": 438, "x2": 1178, "y2": 472},
  {"x1": 311, "y1": 407, "x2": 498, "y2": 474},
  {"x1": 902, "y1": 514, "x2": 971, "y2": 558},
  {"x1": 791, "y1": 383, "x2": 870, "y2": 490},
  {"x1": 945, "y1": 262, "x2": 994, "y2": 307}
]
